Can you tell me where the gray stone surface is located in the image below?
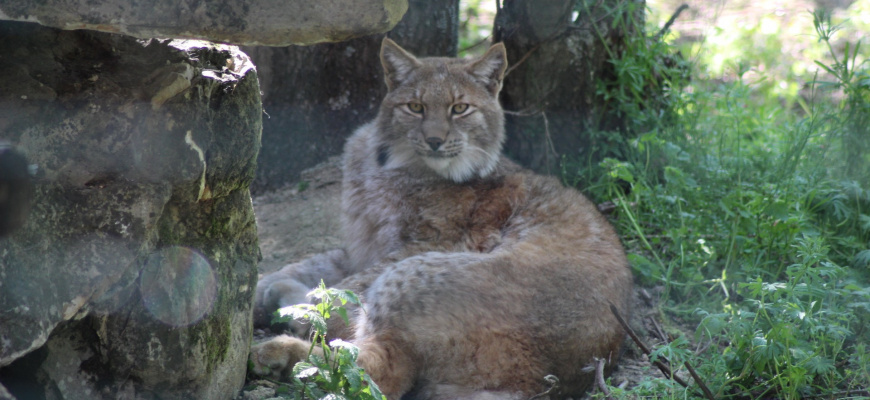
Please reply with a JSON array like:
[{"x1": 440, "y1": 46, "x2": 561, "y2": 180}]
[
  {"x1": 0, "y1": 0, "x2": 408, "y2": 46},
  {"x1": 0, "y1": 21, "x2": 261, "y2": 399}
]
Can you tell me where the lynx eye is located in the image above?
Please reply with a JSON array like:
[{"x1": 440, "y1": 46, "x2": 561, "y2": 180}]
[
  {"x1": 407, "y1": 103, "x2": 424, "y2": 113},
  {"x1": 451, "y1": 103, "x2": 469, "y2": 115}
]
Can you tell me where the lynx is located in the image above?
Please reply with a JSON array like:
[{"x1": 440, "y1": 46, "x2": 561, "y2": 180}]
[{"x1": 250, "y1": 38, "x2": 634, "y2": 399}]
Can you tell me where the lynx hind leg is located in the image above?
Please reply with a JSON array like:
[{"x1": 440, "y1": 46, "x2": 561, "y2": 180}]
[
  {"x1": 254, "y1": 249, "x2": 349, "y2": 329},
  {"x1": 249, "y1": 335, "x2": 320, "y2": 380},
  {"x1": 355, "y1": 335, "x2": 417, "y2": 400},
  {"x1": 352, "y1": 254, "x2": 549, "y2": 400}
]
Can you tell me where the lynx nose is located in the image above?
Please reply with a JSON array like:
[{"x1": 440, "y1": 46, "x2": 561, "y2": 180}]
[{"x1": 425, "y1": 137, "x2": 444, "y2": 151}]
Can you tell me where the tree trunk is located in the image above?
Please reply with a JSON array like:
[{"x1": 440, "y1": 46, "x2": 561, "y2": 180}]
[
  {"x1": 246, "y1": 0, "x2": 459, "y2": 192},
  {"x1": 495, "y1": 0, "x2": 645, "y2": 173},
  {"x1": 391, "y1": 0, "x2": 460, "y2": 57}
]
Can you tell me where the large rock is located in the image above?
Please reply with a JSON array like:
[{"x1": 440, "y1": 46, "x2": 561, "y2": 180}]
[
  {"x1": 0, "y1": 0, "x2": 407, "y2": 46},
  {"x1": 0, "y1": 21, "x2": 261, "y2": 399}
]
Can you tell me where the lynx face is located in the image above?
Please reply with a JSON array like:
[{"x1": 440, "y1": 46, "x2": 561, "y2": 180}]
[{"x1": 377, "y1": 39, "x2": 508, "y2": 183}]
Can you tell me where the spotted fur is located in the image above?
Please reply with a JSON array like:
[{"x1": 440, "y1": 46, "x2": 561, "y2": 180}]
[{"x1": 251, "y1": 39, "x2": 633, "y2": 400}]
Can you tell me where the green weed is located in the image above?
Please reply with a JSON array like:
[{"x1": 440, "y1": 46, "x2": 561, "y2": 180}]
[
  {"x1": 297, "y1": 180, "x2": 310, "y2": 193},
  {"x1": 266, "y1": 282, "x2": 386, "y2": 400}
]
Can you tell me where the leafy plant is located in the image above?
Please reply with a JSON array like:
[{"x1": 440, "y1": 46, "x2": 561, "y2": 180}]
[
  {"x1": 812, "y1": 10, "x2": 870, "y2": 187},
  {"x1": 268, "y1": 282, "x2": 385, "y2": 400},
  {"x1": 580, "y1": 5, "x2": 870, "y2": 399}
]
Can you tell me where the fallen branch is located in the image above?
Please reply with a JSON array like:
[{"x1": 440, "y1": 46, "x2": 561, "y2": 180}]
[
  {"x1": 609, "y1": 304, "x2": 690, "y2": 388},
  {"x1": 610, "y1": 304, "x2": 715, "y2": 400},
  {"x1": 684, "y1": 361, "x2": 715, "y2": 400}
]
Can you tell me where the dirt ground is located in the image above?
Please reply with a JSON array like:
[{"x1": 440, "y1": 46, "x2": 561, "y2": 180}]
[
  {"x1": 242, "y1": 159, "x2": 686, "y2": 399},
  {"x1": 253, "y1": 156, "x2": 344, "y2": 276}
]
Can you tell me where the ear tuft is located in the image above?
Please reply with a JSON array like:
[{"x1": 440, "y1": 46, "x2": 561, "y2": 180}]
[
  {"x1": 468, "y1": 43, "x2": 508, "y2": 95},
  {"x1": 380, "y1": 38, "x2": 421, "y2": 91}
]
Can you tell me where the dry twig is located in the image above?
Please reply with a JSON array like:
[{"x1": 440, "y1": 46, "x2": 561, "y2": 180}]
[
  {"x1": 540, "y1": 111, "x2": 559, "y2": 170},
  {"x1": 502, "y1": 107, "x2": 559, "y2": 172},
  {"x1": 655, "y1": 4, "x2": 690, "y2": 40},
  {"x1": 527, "y1": 375, "x2": 560, "y2": 400},
  {"x1": 458, "y1": 35, "x2": 492, "y2": 54},
  {"x1": 594, "y1": 357, "x2": 613, "y2": 399},
  {"x1": 808, "y1": 390, "x2": 870, "y2": 399},
  {"x1": 694, "y1": 338, "x2": 712, "y2": 357},
  {"x1": 503, "y1": 40, "x2": 546, "y2": 78},
  {"x1": 649, "y1": 315, "x2": 669, "y2": 343},
  {"x1": 504, "y1": 107, "x2": 542, "y2": 117}
]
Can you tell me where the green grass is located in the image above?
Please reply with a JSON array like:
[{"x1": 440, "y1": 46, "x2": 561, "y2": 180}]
[{"x1": 571, "y1": 7, "x2": 870, "y2": 399}]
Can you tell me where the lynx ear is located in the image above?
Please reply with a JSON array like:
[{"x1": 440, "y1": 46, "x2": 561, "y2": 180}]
[
  {"x1": 380, "y1": 38, "x2": 422, "y2": 91},
  {"x1": 468, "y1": 43, "x2": 508, "y2": 95}
]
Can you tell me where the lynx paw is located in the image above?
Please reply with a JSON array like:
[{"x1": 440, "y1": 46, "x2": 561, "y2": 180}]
[
  {"x1": 249, "y1": 335, "x2": 315, "y2": 380},
  {"x1": 253, "y1": 277, "x2": 312, "y2": 331}
]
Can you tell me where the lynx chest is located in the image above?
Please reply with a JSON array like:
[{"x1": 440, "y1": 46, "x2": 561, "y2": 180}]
[{"x1": 398, "y1": 174, "x2": 527, "y2": 253}]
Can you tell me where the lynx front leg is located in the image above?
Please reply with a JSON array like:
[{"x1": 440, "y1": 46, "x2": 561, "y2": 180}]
[
  {"x1": 254, "y1": 249, "x2": 349, "y2": 329},
  {"x1": 248, "y1": 331, "x2": 415, "y2": 400}
]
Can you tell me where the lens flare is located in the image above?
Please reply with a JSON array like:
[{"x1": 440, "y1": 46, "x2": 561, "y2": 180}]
[{"x1": 140, "y1": 246, "x2": 217, "y2": 326}]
